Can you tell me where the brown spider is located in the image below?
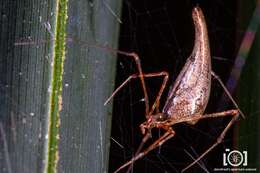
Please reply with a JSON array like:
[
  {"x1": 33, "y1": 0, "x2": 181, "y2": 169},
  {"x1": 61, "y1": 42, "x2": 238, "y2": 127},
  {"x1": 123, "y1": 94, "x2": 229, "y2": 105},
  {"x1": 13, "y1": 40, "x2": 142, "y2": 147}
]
[{"x1": 105, "y1": 6, "x2": 245, "y2": 173}]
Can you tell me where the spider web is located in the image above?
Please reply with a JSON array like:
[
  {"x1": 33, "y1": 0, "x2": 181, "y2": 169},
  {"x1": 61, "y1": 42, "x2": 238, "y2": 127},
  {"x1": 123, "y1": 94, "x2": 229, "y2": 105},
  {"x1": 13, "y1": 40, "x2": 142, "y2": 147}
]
[{"x1": 109, "y1": 1, "x2": 260, "y2": 173}]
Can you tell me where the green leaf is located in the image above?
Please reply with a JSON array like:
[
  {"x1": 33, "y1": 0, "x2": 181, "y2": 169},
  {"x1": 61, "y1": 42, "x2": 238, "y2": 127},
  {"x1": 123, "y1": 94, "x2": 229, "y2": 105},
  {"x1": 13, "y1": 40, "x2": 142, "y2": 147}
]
[
  {"x1": 0, "y1": 0, "x2": 122, "y2": 173},
  {"x1": 45, "y1": 0, "x2": 68, "y2": 172},
  {"x1": 56, "y1": 0, "x2": 122, "y2": 172}
]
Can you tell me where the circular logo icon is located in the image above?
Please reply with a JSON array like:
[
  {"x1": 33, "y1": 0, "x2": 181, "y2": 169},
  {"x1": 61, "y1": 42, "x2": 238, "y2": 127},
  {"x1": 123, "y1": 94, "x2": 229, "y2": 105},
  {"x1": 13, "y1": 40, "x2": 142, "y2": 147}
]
[{"x1": 227, "y1": 150, "x2": 243, "y2": 167}]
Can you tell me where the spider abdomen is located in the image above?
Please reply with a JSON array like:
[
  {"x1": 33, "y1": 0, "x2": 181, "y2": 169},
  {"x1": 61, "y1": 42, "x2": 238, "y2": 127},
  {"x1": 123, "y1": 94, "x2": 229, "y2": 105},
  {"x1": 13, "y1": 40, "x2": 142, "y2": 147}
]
[{"x1": 162, "y1": 7, "x2": 211, "y2": 124}]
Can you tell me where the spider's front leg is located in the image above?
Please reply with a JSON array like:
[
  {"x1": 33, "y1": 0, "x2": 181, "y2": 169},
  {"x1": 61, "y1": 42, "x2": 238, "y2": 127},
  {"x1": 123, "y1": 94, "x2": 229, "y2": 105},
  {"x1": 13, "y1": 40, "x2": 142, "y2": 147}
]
[{"x1": 105, "y1": 51, "x2": 169, "y2": 119}]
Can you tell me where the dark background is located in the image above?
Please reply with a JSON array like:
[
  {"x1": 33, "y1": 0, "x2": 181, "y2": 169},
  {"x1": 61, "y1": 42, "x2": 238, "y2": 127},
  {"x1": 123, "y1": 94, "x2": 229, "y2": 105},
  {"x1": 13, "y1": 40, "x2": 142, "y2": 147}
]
[{"x1": 109, "y1": 0, "x2": 248, "y2": 172}]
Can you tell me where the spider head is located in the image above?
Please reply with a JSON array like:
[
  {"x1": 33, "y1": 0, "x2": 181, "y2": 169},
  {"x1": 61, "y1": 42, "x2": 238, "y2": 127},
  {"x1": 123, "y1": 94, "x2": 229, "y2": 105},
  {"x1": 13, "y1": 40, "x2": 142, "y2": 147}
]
[{"x1": 140, "y1": 113, "x2": 168, "y2": 134}]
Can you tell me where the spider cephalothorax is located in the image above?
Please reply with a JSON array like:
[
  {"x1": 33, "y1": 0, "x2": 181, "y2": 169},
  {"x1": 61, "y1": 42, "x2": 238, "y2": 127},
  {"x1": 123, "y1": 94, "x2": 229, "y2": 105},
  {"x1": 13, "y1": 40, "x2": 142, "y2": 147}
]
[{"x1": 140, "y1": 113, "x2": 169, "y2": 134}]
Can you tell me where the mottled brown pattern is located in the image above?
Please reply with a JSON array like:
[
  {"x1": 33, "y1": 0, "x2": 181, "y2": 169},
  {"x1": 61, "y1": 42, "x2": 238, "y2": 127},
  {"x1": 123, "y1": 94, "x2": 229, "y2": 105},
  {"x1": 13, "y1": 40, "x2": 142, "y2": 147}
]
[{"x1": 162, "y1": 7, "x2": 211, "y2": 124}]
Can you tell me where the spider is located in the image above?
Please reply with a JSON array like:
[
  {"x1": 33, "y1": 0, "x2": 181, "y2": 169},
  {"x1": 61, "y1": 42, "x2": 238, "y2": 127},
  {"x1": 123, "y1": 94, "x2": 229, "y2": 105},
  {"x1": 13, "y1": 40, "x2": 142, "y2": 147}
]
[{"x1": 106, "y1": 6, "x2": 245, "y2": 173}]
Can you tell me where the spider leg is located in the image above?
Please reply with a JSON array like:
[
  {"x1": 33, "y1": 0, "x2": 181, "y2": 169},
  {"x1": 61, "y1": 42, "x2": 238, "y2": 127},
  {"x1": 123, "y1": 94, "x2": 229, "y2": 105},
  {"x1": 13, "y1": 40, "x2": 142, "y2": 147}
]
[
  {"x1": 149, "y1": 72, "x2": 169, "y2": 114},
  {"x1": 104, "y1": 72, "x2": 168, "y2": 118},
  {"x1": 126, "y1": 69, "x2": 168, "y2": 173},
  {"x1": 181, "y1": 109, "x2": 239, "y2": 172},
  {"x1": 171, "y1": 109, "x2": 238, "y2": 124},
  {"x1": 119, "y1": 52, "x2": 150, "y2": 115},
  {"x1": 125, "y1": 132, "x2": 151, "y2": 173},
  {"x1": 114, "y1": 128, "x2": 175, "y2": 173},
  {"x1": 104, "y1": 73, "x2": 138, "y2": 105},
  {"x1": 211, "y1": 71, "x2": 245, "y2": 118}
]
